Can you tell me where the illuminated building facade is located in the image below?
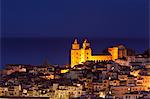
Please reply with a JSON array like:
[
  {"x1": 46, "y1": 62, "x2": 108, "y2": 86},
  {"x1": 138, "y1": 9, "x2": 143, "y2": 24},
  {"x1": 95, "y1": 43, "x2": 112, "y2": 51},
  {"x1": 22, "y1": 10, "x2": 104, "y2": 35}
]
[{"x1": 71, "y1": 38, "x2": 127, "y2": 67}]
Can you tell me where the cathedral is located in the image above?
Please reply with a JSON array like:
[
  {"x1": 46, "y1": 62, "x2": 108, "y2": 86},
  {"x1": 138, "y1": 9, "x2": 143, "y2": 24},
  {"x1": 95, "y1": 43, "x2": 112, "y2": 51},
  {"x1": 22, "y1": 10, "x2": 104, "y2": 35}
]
[{"x1": 70, "y1": 38, "x2": 127, "y2": 67}]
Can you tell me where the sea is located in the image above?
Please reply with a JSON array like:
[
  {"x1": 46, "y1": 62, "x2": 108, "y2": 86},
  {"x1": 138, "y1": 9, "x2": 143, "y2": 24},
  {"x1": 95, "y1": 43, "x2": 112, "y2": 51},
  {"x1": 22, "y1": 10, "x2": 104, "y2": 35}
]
[{"x1": 0, "y1": 37, "x2": 149, "y2": 70}]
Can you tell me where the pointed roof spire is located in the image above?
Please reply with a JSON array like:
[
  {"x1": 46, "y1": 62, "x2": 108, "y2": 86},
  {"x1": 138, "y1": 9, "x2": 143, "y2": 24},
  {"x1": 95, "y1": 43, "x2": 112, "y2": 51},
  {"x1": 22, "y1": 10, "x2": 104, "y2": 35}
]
[
  {"x1": 74, "y1": 38, "x2": 78, "y2": 44},
  {"x1": 84, "y1": 38, "x2": 89, "y2": 43},
  {"x1": 84, "y1": 39, "x2": 87, "y2": 43}
]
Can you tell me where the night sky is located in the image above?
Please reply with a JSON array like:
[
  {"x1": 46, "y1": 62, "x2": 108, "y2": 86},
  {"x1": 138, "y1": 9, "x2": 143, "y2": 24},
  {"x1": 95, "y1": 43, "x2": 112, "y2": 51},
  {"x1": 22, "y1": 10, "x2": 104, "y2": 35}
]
[
  {"x1": 1, "y1": 0, "x2": 149, "y2": 38},
  {"x1": 0, "y1": 0, "x2": 149, "y2": 66}
]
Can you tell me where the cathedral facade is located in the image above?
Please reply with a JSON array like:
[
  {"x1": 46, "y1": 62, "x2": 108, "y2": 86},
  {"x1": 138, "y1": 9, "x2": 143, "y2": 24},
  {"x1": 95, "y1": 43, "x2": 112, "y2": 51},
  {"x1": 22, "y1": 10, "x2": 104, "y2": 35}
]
[{"x1": 70, "y1": 38, "x2": 127, "y2": 67}]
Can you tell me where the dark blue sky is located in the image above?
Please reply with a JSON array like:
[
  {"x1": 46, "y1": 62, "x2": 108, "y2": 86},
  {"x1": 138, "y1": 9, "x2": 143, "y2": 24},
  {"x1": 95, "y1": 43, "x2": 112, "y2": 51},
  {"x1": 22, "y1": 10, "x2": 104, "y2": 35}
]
[
  {"x1": 0, "y1": 0, "x2": 149, "y2": 67},
  {"x1": 1, "y1": 0, "x2": 149, "y2": 39}
]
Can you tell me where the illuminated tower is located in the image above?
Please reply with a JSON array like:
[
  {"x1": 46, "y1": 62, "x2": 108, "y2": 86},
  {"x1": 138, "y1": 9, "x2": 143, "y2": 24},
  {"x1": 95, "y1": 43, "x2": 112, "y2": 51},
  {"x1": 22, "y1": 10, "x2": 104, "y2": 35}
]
[
  {"x1": 71, "y1": 38, "x2": 81, "y2": 67},
  {"x1": 80, "y1": 39, "x2": 92, "y2": 63}
]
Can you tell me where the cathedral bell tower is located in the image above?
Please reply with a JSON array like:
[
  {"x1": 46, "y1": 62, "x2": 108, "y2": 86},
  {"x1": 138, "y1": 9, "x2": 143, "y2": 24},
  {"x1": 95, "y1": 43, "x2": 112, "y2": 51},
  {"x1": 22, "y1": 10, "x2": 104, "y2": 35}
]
[
  {"x1": 71, "y1": 38, "x2": 81, "y2": 67},
  {"x1": 80, "y1": 39, "x2": 92, "y2": 63}
]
